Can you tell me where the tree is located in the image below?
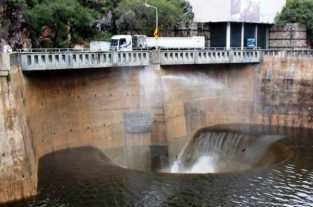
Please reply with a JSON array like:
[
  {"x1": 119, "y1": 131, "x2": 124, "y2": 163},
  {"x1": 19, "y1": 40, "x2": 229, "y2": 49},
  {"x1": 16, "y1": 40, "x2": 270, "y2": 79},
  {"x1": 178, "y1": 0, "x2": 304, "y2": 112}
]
[
  {"x1": 91, "y1": 0, "x2": 123, "y2": 34},
  {"x1": 25, "y1": 0, "x2": 98, "y2": 47},
  {"x1": 1, "y1": 0, "x2": 30, "y2": 49},
  {"x1": 276, "y1": 0, "x2": 313, "y2": 46},
  {"x1": 114, "y1": 0, "x2": 193, "y2": 35}
]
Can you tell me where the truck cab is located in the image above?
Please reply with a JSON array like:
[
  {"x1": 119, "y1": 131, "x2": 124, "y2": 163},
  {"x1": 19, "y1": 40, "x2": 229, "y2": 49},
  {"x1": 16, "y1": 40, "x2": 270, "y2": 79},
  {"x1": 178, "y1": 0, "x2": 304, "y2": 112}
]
[{"x1": 110, "y1": 35, "x2": 133, "y2": 51}]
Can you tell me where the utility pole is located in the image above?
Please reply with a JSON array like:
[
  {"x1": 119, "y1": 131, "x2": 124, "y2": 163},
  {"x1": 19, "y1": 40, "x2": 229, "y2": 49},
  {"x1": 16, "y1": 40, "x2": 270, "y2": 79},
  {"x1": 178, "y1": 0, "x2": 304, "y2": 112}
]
[{"x1": 144, "y1": 1, "x2": 159, "y2": 38}]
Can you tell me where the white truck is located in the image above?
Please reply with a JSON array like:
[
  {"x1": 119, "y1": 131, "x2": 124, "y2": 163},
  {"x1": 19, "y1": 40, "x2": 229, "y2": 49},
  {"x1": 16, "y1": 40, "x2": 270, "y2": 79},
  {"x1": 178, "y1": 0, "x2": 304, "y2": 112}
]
[
  {"x1": 90, "y1": 41, "x2": 111, "y2": 51},
  {"x1": 110, "y1": 35, "x2": 205, "y2": 51}
]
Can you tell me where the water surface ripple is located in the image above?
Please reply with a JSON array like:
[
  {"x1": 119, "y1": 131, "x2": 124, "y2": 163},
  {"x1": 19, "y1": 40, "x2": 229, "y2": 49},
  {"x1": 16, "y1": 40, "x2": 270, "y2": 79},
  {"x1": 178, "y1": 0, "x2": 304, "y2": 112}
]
[{"x1": 5, "y1": 125, "x2": 313, "y2": 207}]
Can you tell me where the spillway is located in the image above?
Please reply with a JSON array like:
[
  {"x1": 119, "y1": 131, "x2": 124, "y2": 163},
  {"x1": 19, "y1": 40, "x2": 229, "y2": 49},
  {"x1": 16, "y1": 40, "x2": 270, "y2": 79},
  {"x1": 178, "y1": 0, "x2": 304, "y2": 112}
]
[{"x1": 168, "y1": 127, "x2": 291, "y2": 174}]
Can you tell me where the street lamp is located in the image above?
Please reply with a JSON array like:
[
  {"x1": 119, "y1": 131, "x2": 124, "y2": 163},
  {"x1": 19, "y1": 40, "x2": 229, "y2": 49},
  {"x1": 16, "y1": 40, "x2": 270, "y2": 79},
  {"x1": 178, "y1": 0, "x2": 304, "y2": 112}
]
[{"x1": 144, "y1": 1, "x2": 159, "y2": 38}]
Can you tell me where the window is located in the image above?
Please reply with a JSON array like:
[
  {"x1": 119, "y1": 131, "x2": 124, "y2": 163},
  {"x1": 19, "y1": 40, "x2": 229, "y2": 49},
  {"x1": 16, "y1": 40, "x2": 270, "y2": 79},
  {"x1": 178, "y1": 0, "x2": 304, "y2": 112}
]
[
  {"x1": 210, "y1": 23, "x2": 227, "y2": 48},
  {"x1": 258, "y1": 25, "x2": 267, "y2": 49},
  {"x1": 231, "y1": 23, "x2": 242, "y2": 48},
  {"x1": 120, "y1": 38, "x2": 127, "y2": 46},
  {"x1": 244, "y1": 24, "x2": 256, "y2": 48},
  {"x1": 111, "y1": 39, "x2": 118, "y2": 47}
]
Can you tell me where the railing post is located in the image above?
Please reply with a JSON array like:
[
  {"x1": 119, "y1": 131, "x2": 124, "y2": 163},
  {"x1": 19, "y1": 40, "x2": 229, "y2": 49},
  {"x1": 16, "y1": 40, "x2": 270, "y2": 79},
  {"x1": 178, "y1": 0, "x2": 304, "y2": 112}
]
[
  {"x1": 278, "y1": 50, "x2": 287, "y2": 58},
  {"x1": 0, "y1": 53, "x2": 10, "y2": 71},
  {"x1": 151, "y1": 50, "x2": 160, "y2": 64},
  {"x1": 112, "y1": 51, "x2": 118, "y2": 65},
  {"x1": 229, "y1": 50, "x2": 234, "y2": 63},
  {"x1": 259, "y1": 50, "x2": 264, "y2": 62},
  {"x1": 195, "y1": 50, "x2": 199, "y2": 64},
  {"x1": 0, "y1": 53, "x2": 10, "y2": 76}
]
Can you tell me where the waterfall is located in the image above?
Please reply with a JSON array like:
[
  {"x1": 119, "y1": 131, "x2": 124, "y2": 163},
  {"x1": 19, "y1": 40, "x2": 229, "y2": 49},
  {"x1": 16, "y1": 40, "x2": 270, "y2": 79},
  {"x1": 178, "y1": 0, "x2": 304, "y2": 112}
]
[{"x1": 170, "y1": 128, "x2": 285, "y2": 174}]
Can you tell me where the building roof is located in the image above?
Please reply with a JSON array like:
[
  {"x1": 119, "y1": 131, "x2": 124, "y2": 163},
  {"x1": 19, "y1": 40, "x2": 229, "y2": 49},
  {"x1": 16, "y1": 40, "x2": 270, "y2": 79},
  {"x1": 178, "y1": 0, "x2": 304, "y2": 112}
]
[{"x1": 187, "y1": 0, "x2": 286, "y2": 24}]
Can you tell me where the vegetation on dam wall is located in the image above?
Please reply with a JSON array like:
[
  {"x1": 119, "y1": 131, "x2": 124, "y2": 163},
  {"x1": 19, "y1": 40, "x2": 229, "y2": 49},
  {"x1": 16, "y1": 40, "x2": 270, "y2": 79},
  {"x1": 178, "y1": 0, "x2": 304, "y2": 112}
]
[{"x1": 0, "y1": 0, "x2": 193, "y2": 48}]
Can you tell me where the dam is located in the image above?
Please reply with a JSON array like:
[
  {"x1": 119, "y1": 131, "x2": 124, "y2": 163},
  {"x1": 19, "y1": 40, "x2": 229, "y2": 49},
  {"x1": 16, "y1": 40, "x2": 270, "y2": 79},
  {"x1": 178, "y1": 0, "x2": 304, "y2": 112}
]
[{"x1": 1, "y1": 50, "x2": 313, "y2": 206}]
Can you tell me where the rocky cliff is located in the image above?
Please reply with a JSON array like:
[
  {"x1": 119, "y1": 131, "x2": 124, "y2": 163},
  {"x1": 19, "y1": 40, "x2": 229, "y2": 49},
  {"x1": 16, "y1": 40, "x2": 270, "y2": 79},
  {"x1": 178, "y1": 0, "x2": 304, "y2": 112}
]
[{"x1": 0, "y1": 0, "x2": 31, "y2": 50}]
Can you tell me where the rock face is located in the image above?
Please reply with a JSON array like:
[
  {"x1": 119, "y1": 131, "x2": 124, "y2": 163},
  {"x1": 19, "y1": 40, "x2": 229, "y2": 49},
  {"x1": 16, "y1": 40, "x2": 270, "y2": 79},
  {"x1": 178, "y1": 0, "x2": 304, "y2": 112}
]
[
  {"x1": 0, "y1": 59, "x2": 36, "y2": 204},
  {"x1": 0, "y1": 1, "x2": 31, "y2": 50}
]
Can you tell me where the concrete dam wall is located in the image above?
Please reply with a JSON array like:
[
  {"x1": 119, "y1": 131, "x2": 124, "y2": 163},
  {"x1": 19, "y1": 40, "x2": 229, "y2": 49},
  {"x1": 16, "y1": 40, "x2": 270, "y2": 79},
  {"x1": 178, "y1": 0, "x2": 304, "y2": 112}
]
[{"x1": 1, "y1": 55, "x2": 313, "y2": 203}]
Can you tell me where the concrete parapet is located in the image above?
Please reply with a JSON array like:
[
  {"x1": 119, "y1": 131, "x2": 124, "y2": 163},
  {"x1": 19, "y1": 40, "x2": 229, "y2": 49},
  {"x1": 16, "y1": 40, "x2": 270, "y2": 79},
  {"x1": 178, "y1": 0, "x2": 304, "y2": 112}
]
[
  {"x1": 20, "y1": 51, "x2": 150, "y2": 71},
  {"x1": 160, "y1": 50, "x2": 261, "y2": 65},
  {"x1": 262, "y1": 49, "x2": 313, "y2": 58},
  {"x1": 6, "y1": 48, "x2": 272, "y2": 72},
  {"x1": 18, "y1": 49, "x2": 262, "y2": 71}
]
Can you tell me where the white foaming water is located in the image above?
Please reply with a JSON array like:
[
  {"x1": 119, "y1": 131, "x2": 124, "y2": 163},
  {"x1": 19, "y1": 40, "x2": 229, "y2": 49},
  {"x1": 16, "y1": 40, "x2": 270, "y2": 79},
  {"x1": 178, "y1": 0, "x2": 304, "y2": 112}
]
[
  {"x1": 170, "y1": 161, "x2": 181, "y2": 173},
  {"x1": 162, "y1": 74, "x2": 224, "y2": 89},
  {"x1": 190, "y1": 155, "x2": 217, "y2": 174},
  {"x1": 170, "y1": 155, "x2": 218, "y2": 174}
]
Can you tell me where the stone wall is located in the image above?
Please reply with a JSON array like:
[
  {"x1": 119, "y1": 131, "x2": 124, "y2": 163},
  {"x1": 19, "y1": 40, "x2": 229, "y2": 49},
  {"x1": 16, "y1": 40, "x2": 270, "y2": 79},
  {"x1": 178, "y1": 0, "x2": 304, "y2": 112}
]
[
  {"x1": 255, "y1": 55, "x2": 313, "y2": 128},
  {"x1": 0, "y1": 66, "x2": 36, "y2": 204},
  {"x1": 269, "y1": 23, "x2": 309, "y2": 49}
]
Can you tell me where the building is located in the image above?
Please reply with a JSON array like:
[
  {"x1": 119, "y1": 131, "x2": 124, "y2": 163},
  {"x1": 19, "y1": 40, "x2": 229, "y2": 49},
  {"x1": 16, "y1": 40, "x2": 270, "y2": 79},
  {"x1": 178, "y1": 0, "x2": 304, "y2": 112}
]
[{"x1": 184, "y1": 0, "x2": 287, "y2": 49}]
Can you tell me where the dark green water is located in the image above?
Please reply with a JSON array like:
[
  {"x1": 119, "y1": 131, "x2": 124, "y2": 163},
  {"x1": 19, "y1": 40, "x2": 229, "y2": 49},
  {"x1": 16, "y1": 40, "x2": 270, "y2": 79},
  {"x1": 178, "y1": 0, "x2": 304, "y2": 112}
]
[{"x1": 4, "y1": 125, "x2": 313, "y2": 207}]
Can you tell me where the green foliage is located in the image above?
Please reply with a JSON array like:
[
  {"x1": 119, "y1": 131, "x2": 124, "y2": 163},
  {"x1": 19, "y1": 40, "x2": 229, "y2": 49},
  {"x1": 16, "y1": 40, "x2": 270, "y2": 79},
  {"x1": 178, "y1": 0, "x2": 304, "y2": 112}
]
[
  {"x1": 276, "y1": 0, "x2": 313, "y2": 44},
  {"x1": 25, "y1": 0, "x2": 98, "y2": 47},
  {"x1": 7, "y1": 0, "x2": 27, "y2": 9},
  {"x1": 114, "y1": 0, "x2": 193, "y2": 35},
  {"x1": 78, "y1": 0, "x2": 107, "y2": 13}
]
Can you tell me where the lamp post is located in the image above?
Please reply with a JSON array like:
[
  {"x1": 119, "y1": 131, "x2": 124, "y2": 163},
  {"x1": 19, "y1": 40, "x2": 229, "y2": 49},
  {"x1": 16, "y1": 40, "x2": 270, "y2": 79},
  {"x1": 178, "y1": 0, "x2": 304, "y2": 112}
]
[{"x1": 144, "y1": 2, "x2": 159, "y2": 38}]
